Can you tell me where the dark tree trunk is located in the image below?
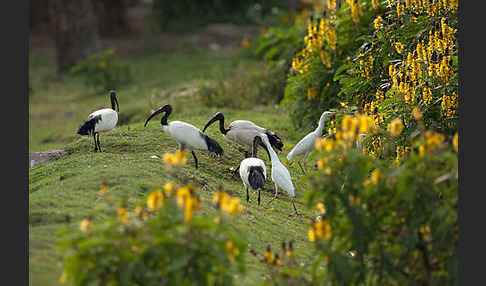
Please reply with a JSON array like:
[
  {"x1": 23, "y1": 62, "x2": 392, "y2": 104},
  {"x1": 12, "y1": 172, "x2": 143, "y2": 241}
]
[
  {"x1": 92, "y1": 0, "x2": 129, "y2": 37},
  {"x1": 48, "y1": 0, "x2": 102, "y2": 73}
]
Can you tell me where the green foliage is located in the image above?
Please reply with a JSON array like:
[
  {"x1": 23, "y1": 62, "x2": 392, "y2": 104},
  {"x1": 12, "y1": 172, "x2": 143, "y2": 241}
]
[
  {"x1": 149, "y1": 0, "x2": 288, "y2": 31},
  {"x1": 57, "y1": 185, "x2": 247, "y2": 286},
  {"x1": 197, "y1": 60, "x2": 286, "y2": 108},
  {"x1": 69, "y1": 48, "x2": 132, "y2": 93}
]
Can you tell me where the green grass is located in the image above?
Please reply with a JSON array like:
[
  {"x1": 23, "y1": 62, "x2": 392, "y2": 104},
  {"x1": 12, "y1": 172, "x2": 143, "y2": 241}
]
[{"x1": 29, "y1": 46, "x2": 320, "y2": 285}]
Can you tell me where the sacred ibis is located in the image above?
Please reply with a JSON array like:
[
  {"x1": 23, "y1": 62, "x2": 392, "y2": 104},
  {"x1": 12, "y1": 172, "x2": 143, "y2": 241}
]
[
  {"x1": 76, "y1": 90, "x2": 119, "y2": 152},
  {"x1": 259, "y1": 133, "x2": 298, "y2": 215},
  {"x1": 239, "y1": 135, "x2": 271, "y2": 206},
  {"x1": 287, "y1": 111, "x2": 336, "y2": 173},
  {"x1": 202, "y1": 112, "x2": 283, "y2": 173},
  {"x1": 144, "y1": 104, "x2": 223, "y2": 169}
]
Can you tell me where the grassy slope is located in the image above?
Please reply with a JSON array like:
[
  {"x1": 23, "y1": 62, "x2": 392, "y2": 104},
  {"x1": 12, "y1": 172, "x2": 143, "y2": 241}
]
[{"x1": 29, "y1": 47, "x2": 320, "y2": 285}]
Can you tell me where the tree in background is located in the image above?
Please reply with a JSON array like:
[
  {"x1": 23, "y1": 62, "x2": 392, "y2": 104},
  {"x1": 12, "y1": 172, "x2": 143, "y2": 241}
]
[
  {"x1": 48, "y1": 0, "x2": 102, "y2": 73},
  {"x1": 93, "y1": 0, "x2": 131, "y2": 37}
]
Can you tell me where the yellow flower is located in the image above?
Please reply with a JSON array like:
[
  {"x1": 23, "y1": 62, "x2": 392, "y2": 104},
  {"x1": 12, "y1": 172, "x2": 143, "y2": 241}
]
[
  {"x1": 372, "y1": 0, "x2": 379, "y2": 9},
  {"x1": 308, "y1": 227, "x2": 316, "y2": 242},
  {"x1": 453, "y1": 132, "x2": 458, "y2": 152},
  {"x1": 117, "y1": 207, "x2": 130, "y2": 223},
  {"x1": 224, "y1": 198, "x2": 243, "y2": 217},
  {"x1": 80, "y1": 218, "x2": 92, "y2": 233},
  {"x1": 59, "y1": 272, "x2": 68, "y2": 284},
  {"x1": 370, "y1": 169, "x2": 381, "y2": 184},
  {"x1": 164, "y1": 181, "x2": 175, "y2": 197},
  {"x1": 314, "y1": 219, "x2": 332, "y2": 239},
  {"x1": 225, "y1": 240, "x2": 240, "y2": 260},
  {"x1": 213, "y1": 190, "x2": 230, "y2": 207},
  {"x1": 394, "y1": 42, "x2": 404, "y2": 54},
  {"x1": 174, "y1": 150, "x2": 187, "y2": 165},
  {"x1": 241, "y1": 38, "x2": 250, "y2": 48},
  {"x1": 183, "y1": 196, "x2": 200, "y2": 222},
  {"x1": 348, "y1": 194, "x2": 361, "y2": 207},
  {"x1": 135, "y1": 206, "x2": 148, "y2": 220},
  {"x1": 147, "y1": 190, "x2": 163, "y2": 212},
  {"x1": 99, "y1": 60, "x2": 107, "y2": 69},
  {"x1": 388, "y1": 118, "x2": 404, "y2": 136},
  {"x1": 316, "y1": 202, "x2": 326, "y2": 215},
  {"x1": 307, "y1": 87, "x2": 319, "y2": 100},
  {"x1": 99, "y1": 183, "x2": 109, "y2": 196},
  {"x1": 176, "y1": 187, "x2": 191, "y2": 208},
  {"x1": 264, "y1": 245, "x2": 274, "y2": 263},
  {"x1": 373, "y1": 16, "x2": 383, "y2": 29},
  {"x1": 412, "y1": 107, "x2": 423, "y2": 120},
  {"x1": 274, "y1": 254, "x2": 281, "y2": 266},
  {"x1": 163, "y1": 153, "x2": 176, "y2": 165}
]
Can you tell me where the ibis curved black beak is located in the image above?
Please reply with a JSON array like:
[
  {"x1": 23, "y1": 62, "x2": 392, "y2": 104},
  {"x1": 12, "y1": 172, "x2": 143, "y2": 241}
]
[
  {"x1": 203, "y1": 112, "x2": 226, "y2": 134},
  {"x1": 110, "y1": 90, "x2": 119, "y2": 112},
  {"x1": 144, "y1": 104, "x2": 172, "y2": 127}
]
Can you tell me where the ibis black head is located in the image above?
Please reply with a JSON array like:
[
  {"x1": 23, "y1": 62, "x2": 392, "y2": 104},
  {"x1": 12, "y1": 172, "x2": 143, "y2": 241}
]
[
  {"x1": 203, "y1": 112, "x2": 228, "y2": 134},
  {"x1": 110, "y1": 90, "x2": 119, "y2": 112},
  {"x1": 144, "y1": 104, "x2": 172, "y2": 127}
]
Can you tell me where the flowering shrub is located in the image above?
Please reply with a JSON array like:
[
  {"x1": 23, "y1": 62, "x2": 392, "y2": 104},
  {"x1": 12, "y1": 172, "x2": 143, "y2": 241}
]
[
  {"x1": 69, "y1": 48, "x2": 132, "y2": 93},
  {"x1": 57, "y1": 153, "x2": 246, "y2": 285}
]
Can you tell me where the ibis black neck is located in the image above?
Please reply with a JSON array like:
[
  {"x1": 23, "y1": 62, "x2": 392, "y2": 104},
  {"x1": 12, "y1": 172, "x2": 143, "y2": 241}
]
[
  {"x1": 160, "y1": 105, "x2": 172, "y2": 126},
  {"x1": 110, "y1": 91, "x2": 119, "y2": 112}
]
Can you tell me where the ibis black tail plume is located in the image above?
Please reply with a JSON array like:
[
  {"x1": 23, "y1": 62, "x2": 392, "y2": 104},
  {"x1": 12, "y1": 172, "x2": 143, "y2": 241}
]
[
  {"x1": 77, "y1": 115, "x2": 102, "y2": 135},
  {"x1": 265, "y1": 130, "x2": 284, "y2": 152},
  {"x1": 248, "y1": 166, "x2": 265, "y2": 190},
  {"x1": 200, "y1": 132, "x2": 224, "y2": 156}
]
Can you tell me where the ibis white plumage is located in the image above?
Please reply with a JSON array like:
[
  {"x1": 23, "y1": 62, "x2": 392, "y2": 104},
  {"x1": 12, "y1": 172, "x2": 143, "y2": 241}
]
[
  {"x1": 144, "y1": 104, "x2": 223, "y2": 169},
  {"x1": 239, "y1": 136, "x2": 270, "y2": 206},
  {"x1": 202, "y1": 112, "x2": 283, "y2": 173},
  {"x1": 287, "y1": 111, "x2": 336, "y2": 173},
  {"x1": 77, "y1": 90, "x2": 119, "y2": 152},
  {"x1": 259, "y1": 133, "x2": 298, "y2": 214}
]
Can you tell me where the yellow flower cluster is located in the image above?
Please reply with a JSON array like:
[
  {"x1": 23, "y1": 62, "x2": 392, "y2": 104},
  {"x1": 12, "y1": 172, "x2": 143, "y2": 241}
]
[
  {"x1": 147, "y1": 189, "x2": 164, "y2": 212},
  {"x1": 308, "y1": 218, "x2": 331, "y2": 241},
  {"x1": 453, "y1": 132, "x2": 458, "y2": 152},
  {"x1": 213, "y1": 191, "x2": 243, "y2": 217},
  {"x1": 348, "y1": 194, "x2": 361, "y2": 206},
  {"x1": 307, "y1": 87, "x2": 319, "y2": 100},
  {"x1": 80, "y1": 218, "x2": 93, "y2": 233},
  {"x1": 225, "y1": 240, "x2": 240, "y2": 260},
  {"x1": 99, "y1": 182, "x2": 109, "y2": 196},
  {"x1": 320, "y1": 48, "x2": 331, "y2": 68},
  {"x1": 364, "y1": 169, "x2": 382, "y2": 186},
  {"x1": 441, "y1": 91, "x2": 458, "y2": 119},
  {"x1": 263, "y1": 245, "x2": 281, "y2": 266},
  {"x1": 388, "y1": 118, "x2": 404, "y2": 136},
  {"x1": 117, "y1": 207, "x2": 130, "y2": 223},
  {"x1": 422, "y1": 86, "x2": 433, "y2": 105},
  {"x1": 395, "y1": 145, "x2": 412, "y2": 165},
  {"x1": 359, "y1": 55, "x2": 374, "y2": 78},
  {"x1": 346, "y1": 0, "x2": 362, "y2": 23},
  {"x1": 176, "y1": 186, "x2": 201, "y2": 222},
  {"x1": 316, "y1": 202, "x2": 326, "y2": 215},
  {"x1": 373, "y1": 15, "x2": 383, "y2": 29},
  {"x1": 372, "y1": 0, "x2": 380, "y2": 9},
  {"x1": 163, "y1": 150, "x2": 187, "y2": 166},
  {"x1": 424, "y1": 130, "x2": 445, "y2": 152},
  {"x1": 135, "y1": 205, "x2": 149, "y2": 221}
]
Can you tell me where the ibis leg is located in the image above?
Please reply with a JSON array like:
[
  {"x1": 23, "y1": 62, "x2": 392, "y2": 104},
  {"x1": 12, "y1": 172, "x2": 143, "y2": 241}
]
[
  {"x1": 258, "y1": 188, "x2": 261, "y2": 206},
  {"x1": 96, "y1": 133, "x2": 102, "y2": 152},
  {"x1": 266, "y1": 184, "x2": 279, "y2": 206},
  {"x1": 246, "y1": 186, "x2": 249, "y2": 203},
  {"x1": 291, "y1": 198, "x2": 299, "y2": 215},
  {"x1": 191, "y1": 151, "x2": 198, "y2": 169},
  {"x1": 93, "y1": 133, "x2": 98, "y2": 152}
]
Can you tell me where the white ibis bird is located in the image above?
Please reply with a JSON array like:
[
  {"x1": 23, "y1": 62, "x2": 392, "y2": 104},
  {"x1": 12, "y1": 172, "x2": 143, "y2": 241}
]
[
  {"x1": 259, "y1": 133, "x2": 298, "y2": 215},
  {"x1": 77, "y1": 90, "x2": 119, "y2": 152},
  {"x1": 144, "y1": 104, "x2": 223, "y2": 169},
  {"x1": 202, "y1": 112, "x2": 283, "y2": 173},
  {"x1": 286, "y1": 111, "x2": 336, "y2": 173},
  {"x1": 239, "y1": 135, "x2": 271, "y2": 206}
]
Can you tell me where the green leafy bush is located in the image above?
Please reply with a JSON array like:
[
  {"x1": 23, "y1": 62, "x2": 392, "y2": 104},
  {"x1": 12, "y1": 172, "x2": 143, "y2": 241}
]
[
  {"x1": 69, "y1": 48, "x2": 132, "y2": 93},
  {"x1": 57, "y1": 161, "x2": 247, "y2": 286}
]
